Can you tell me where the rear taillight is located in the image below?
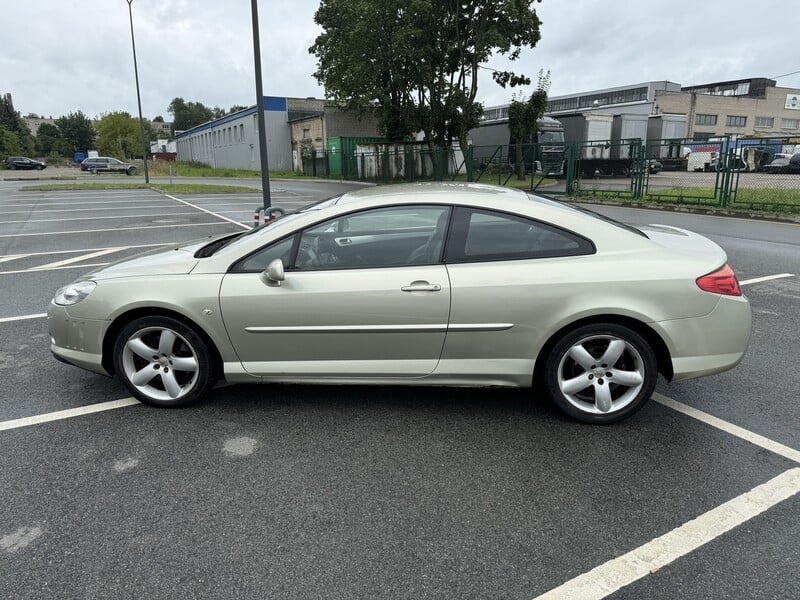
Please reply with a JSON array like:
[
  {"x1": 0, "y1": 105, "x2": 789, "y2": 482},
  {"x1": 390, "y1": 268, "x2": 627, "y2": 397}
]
[{"x1": 696, "y1": 264, "x2": 742, "y2": 296}]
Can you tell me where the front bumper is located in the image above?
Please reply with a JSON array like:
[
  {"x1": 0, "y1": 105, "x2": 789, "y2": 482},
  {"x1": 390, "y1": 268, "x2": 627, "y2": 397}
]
[{"x1": 47, "y1": 302, "x2": 111, "y2": 376}]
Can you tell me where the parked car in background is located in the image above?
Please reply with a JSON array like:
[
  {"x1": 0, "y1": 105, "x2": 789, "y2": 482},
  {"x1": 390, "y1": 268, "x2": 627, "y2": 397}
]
[
  {"x1": 4, "y1": 156, "x2": 46, "y2": 170},
  {"x1": 763, "y1": 153, "x2": 800, "y2": 174},
  {"x1": 48, "y1": 183, "x2": 752, "y2": 424},
  {"x1": 80, "y1": 156, "x2": 137, "y2": 176}
]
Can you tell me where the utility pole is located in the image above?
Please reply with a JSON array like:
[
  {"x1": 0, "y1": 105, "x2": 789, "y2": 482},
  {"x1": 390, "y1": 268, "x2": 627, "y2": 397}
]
[
  {"x1": 126, "y1": 0, "x2": 150, "y2": 183},
  {"x1": 251, "y1": 0, "x2": 271, "y2": 209}
]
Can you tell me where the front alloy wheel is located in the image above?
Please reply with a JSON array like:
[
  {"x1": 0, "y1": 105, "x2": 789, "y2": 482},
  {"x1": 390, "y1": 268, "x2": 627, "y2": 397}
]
[
  {"x1": 544, "y1": 323, "x2": 657, "y2": 424},
  {"x1": 114, "y1": 316, "x2": 214, "y2": 407}
]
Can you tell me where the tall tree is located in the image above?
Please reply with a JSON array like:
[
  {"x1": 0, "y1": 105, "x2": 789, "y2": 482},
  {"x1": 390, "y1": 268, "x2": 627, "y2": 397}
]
[
  {"x1": 168, "y1": 97, "x2": 215, "y2": 133},
  {"x1": 35, "y1": 123, "x2": 72, "y2": 157},
  {"x1": 508, "y1": 69, "x2": 550, "y2": 178},
  {"x1": 55, "y1": 111, "x2": 95, "y2": 154},
  {"x1": 95, "y1": 112, "x2": 141, "y2": 159},
  {"x1": 0, "y1": 126, "x2": 24, "y2": 159},
  {"x1": 310, "y1": 0, "x2": 542, "y2": 148},
  {"x1": 0, "y1": 96, "x2": 34, "y2": 155}
]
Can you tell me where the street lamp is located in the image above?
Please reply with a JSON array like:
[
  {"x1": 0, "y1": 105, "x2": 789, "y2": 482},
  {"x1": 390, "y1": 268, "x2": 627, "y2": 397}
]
[
  {"x1": 126, "y1": 0, "x2": 150, "y2": 183},
  {"x1": 251, "y1": 0, "x2": 271, "y2": 210}
]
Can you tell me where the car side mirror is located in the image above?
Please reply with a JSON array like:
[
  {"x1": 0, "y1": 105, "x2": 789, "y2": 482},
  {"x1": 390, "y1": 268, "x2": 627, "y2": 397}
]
[{"x1": 260, "y1": 258, "x2": 285, "y2": 287}]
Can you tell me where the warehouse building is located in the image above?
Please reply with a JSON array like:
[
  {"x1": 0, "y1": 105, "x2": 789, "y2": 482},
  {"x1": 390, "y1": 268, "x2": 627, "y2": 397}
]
[
  {"x1": 175, "y1": 96, "x2": 379, "y2": 172},
  {"x1": 654, "y1": 77, "x2": 800, "y2": 140}
]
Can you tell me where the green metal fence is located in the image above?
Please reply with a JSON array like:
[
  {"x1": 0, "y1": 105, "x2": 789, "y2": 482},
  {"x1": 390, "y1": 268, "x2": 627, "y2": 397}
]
[{"x1": 300, "y1": 138, "x2": 800, "y2": 212}]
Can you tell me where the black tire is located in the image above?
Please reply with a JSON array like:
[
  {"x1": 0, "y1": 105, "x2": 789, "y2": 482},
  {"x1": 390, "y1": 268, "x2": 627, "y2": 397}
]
[
  {"x1": 126, "y1": 167, "x2": 136, "y2": 176},
  {"x1": 113, "y1": 315, "x2": 214, "y2": 407},
  {"x1": 36, "y1": 165, "x2": 44, "y2": 170},
  {"x1": 543, "y1": 323, "x2": 658, "y2": 424},
  {"x1": 9, "y1": 164, "x2": 16, "y2": 170}
]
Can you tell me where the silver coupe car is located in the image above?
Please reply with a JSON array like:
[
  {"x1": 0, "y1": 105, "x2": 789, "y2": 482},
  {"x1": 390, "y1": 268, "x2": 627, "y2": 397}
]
[{"x1": 48, "y1": 183, "x2": 751, "y2": 423}]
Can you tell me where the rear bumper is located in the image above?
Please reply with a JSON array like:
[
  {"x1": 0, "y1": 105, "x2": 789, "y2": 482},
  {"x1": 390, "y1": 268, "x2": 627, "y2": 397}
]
[{"x1": 655, "y1": 294, "x2": 752, "y2": 381}]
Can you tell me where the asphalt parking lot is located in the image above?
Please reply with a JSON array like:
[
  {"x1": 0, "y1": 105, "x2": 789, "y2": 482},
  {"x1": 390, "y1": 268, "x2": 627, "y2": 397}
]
[{"x1": 1, "y1": 178, "x2": 798, "y2": 599}]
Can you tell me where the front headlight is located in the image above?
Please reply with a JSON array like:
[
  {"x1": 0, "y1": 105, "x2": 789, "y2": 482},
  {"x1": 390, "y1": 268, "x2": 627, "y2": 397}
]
[{"x1": 54, "y1": 281, "x2": 96, "y2": 306}]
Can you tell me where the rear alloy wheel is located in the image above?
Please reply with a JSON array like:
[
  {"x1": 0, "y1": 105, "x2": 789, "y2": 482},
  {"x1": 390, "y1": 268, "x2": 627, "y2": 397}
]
[
  {"x1": 544, "y1": 323, "x2": 657, "y2": 424},
  {"x1": 126, "y1": 167, "x2": 136, "y2": 176},
  {"x1": 114, "y1": 316, "x2": 214, "y2": 407}
]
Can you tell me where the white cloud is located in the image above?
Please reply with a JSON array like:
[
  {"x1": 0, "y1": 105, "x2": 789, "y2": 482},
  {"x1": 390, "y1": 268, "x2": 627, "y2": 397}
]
[{"x1": 2, "y1": 0, "x2": 798, "y2": 119}]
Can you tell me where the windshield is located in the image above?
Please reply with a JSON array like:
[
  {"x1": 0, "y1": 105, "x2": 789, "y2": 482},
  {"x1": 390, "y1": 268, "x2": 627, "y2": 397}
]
[
  {"x1": 539, "y1": 131, "x2": 565, "y2": 143},
  {"x1": 200, "y1": 194, "x2": 344, "y2": 257}
]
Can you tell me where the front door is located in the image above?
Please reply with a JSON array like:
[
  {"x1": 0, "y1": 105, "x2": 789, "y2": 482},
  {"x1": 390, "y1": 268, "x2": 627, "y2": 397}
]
[{"x1": 219, "y1": 204, "x2": 452, "y2": 378}]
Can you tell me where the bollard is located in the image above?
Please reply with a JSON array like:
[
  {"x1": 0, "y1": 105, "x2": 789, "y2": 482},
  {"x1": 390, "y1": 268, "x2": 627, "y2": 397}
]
[
  {"x1": 263, "y1": 207, "x2": 286, "y2": 226},
  {"x1": 253, "y1": 207, "x2": 264, "y2": 228}
]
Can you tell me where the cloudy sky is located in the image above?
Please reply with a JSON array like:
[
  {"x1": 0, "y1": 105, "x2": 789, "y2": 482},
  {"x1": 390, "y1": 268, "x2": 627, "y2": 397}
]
[{"x1": 3, "y1": 0, "x2": 799, "y2": 120}]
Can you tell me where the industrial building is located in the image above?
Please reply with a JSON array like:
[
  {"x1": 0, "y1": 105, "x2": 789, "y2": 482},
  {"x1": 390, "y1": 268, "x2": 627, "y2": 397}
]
[
  {"x1": 175, "y1": 96, "x2": 379, "y2": 172},
  {"x1": 654, "y1": 77, "x2": 800, "y2": 139}
]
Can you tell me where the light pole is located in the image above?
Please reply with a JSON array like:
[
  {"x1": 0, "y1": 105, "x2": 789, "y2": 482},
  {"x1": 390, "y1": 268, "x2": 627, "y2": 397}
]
[
  {"x1": 126, "y1": 0, "x2": 150, "y2": 183},
  {"x1": 251, "y1": 0, "x2": 271, "y2": 210}
]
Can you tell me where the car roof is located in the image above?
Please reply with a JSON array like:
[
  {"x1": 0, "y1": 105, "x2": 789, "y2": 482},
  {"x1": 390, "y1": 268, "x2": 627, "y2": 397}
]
[{"x1": 325, "y1": 183, "x2": 643, "y2": 242}]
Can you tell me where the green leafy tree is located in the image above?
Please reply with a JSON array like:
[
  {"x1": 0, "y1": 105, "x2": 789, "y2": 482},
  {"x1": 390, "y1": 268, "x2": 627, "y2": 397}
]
[
  {"x1": 0, "y1": 126, "x2": 24, "y2": 161},
  {"x1": 55, "y1": 111, "x2": 95, "y2": 154},
  {"x1": 35, "y1": 123, "x2": 71, "y2": 157},
  {"x1": 310, "y1": 0, "x2": 542, "y2": 148},
  {"x1": 168, "y1": 97, "x2": 215, "y2": 133},
  {"x1": 152, "y1": 115, "x2": 165, "y2": 122},
  {"x1": 95, "y1": 111, "x2": 142, "y2": 159},
  {"x1": 508, "y1": 69, "x2": 550, "y2": 179},
  {"x1": 0, "y1": 96, "x2": 34, "y2": 155}
]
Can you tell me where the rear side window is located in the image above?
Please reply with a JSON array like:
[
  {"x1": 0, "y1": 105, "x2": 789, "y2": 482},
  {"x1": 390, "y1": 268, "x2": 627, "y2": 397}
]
[{"x1": 445, "y1": 207, "x2": 594, "y2": 263}]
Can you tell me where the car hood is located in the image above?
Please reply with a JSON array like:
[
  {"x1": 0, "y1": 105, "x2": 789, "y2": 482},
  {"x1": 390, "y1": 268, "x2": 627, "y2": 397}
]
[{"x1": 83, "y1": 238, "x2": 214, "y2": 280}]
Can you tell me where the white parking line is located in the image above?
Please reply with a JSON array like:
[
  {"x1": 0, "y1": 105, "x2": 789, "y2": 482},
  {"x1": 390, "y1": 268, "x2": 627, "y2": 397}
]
[
  {"x1": 0, "y1": 263, "x2": 110, "y2": 276},
  {"x1": 34, "y1": 248, "x2": 124, "y2": 270},
  {"x1": 534, "y1": 467, "x2": 800, "y2": 600},
  {"x1": 0, "y1": 221, "x2": 232, "y2": 238},
  {"x1": 739, "y1": 273, "x2": 795, "y2": 286},
  {"x1": 0, "y1": 313, "x2": 47, "y2": 323},
  {"x1": 654, "y1": 393, "x2": 800, "y2": 464},
  {"x1": 0, "y1": 255, "x2": 28, "y2": 264},
  {"x1": 2, "y1": 199, "x2": 172, "y2": 209},
  {"x1": 0, "y1": 398, "x2": 140, "y2": 432},
  {"x1": 0, "y1": 211, "x2": 199, "y2": 225},
  {"x1": 162, "y1": 193, "x2": 251, "y2": 230},
  {"x1": 0, "y1": 242, "x2": 172, "y2": 259}
]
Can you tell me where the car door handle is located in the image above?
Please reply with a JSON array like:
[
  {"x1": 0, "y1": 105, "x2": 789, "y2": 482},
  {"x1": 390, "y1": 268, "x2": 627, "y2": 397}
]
[{"x1": 401, "y1": 282, "x2": 441, "y2": 292}]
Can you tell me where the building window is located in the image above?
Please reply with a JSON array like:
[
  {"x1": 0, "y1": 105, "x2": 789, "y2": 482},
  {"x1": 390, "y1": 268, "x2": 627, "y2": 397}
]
[
  {"x1": 695, "y1": 114, "x2": 717, "y2": 126},
  {"x1": 547, "y1": 97, "x2": 579, "y2": 113},
  {"x1": 240, "y1": 124, "x2": 245, "y2": 142},
  {"x1": 726, "y1": 115, "x2": 747, "y2": 127},
  {"x1": 693, "y1": 132, "x2": 715, "y2": 141},
  {"x1": 781, "y1": 118, "x2": 799, "y2": 130},
  {"x1": 302, "y1": 128, "x2": 311, "y2": 139},
  {"x1": 754, "y1": 117, "x2": 774, "y2": 128}
]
